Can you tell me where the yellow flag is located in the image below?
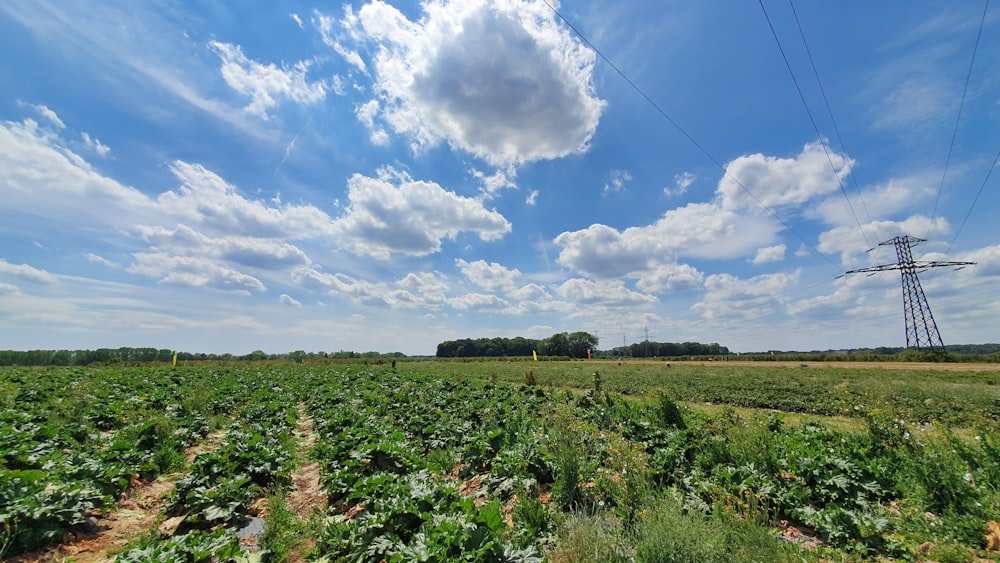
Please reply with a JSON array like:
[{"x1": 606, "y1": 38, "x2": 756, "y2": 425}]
[
  {"x1": 532, "y1": 350, "x2": 538, "y2": 361},
  {"x1": 172, "y1": 351, "x2": 177, "y2": 367}
]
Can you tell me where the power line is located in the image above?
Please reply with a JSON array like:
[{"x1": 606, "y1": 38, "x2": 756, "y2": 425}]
[
  {"x1": 947, "y1": 148, "x2": 1000, "y2": 253},
  {"x1": 927, "y1": 0, "x2": 990, "y2": 237},
  {"x1": 758, "y1": 0, "x2": 872, "y2": 252},
  {"x1": 539, "y1": 0, "x2": 841, "y2": 270},
  {"x1": 787, "y1": 0, "x2": 877, "y2": 254}
]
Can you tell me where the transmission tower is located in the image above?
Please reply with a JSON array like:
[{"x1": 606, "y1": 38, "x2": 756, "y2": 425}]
[{"x1": 844, "y1": 235, "x2": 974, "y2": 350}]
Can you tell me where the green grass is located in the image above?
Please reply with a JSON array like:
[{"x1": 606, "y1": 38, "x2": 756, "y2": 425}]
[{"x1": 402, "y1": 359, "x2": 1000, "y2": 428}]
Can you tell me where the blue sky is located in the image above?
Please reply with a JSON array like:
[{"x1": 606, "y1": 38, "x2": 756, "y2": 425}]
[{"x1": 1, "y1": 0, "x2": 998, "y2": 355}]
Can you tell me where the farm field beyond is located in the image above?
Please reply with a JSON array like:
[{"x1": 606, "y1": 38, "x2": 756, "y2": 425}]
[{"x1": 2, "y1": 360, "x2": 999, "y2": 562}]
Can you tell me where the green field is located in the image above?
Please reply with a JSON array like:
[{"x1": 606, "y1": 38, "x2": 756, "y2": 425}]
[{"x1": 2, "y1": 361, "x2": 999, "y2": 561}]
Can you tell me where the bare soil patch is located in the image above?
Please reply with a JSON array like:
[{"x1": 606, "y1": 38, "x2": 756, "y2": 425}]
[
  {"x1": 284, "y1": 403, "x2": 327, "y2": 562},
  {"x1": 287, "y1": 404, "x2": 326, "y2": 519},
  {"x1": 7, "y1": 434, "x2": 225, "y2": 563},
  {"x1": 6, "y1": 476, "x2": 176, "y2": 563}
]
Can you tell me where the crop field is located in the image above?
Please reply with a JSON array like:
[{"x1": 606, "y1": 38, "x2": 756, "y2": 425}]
[{"x1": 2, "y1": 361, "x2": 999, "y2": 562}]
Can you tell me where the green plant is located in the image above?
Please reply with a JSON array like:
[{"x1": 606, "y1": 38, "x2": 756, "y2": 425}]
[
  {"x1": 546, "y1": 513, "x2": 630, "y2": 563},
  {"x1": 260, "y1": 487, "x2": 303, "y2": 562}
]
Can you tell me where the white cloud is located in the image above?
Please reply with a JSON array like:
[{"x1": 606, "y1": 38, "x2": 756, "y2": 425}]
[
  {"x1": 456, "y1": 258, "x2": 520, "y2": 292},
  {"x1": 449, "y1": 292, "x2": 511, "y2": 312},
  {"x1": 1, "y1": 117, "x2": 153, "y2": 224},
  {"x1": 751, "y1": 244, "x2": 786, "y2": 264},
  {"x1": 634, "y1": 263, "x2": 703, "y2": 293},
  {"x1": 718, "y1": 141, "x2": 852, "y2": 211},
  {"x1": 290, "y1": 13, "x2": 304, "y2": 29},
  {"x1": 209, "y1": 41, "x2": 328, "y2": 119},
  {"x1": 80, "y1": 132, "x2": 110, "y2": 157},
  {"x1": 471, "y1": 167, "x2": 517, "y2": 199},
  {"x1": 157, "y1": 161, "x2": 334, "y2": 239},
  {"x1": 136, "y1": 224, "x2": 311, "y2": 270},
  {"x1": 665, "y1": 171, "x2": 695, "y2": 197},
  {"x1": 694, "y1": 271, "x2": 799, "y2": 321},
  {"x1": 291, "y1": 267, "x2": 444, "y2": 310},
  {"x1": 128, "y1": 253, "x2": 266, "y2": 295},
  {"x1": 279, "y1": 293, "x2": 302, "y2": 307},
  {"x1": 1, "y1": 118, "x2": 329, "y2": 292},
  {"x1": 23, "y1": 102, "x2": 65, "y2": 128},
  {"x1": 525, "y1": 189, "x2": 539, "y2": 206},
  {"x1": 871, "y1": 77, "x2": 951, "y2": 132},
  {"x1": 331, "y1": 166, "x2": 511, "y2": 259},
  {"x1": 315, "y1": 8, "x2": 369, "y2": 74},
  {"x1": 556, "y1": 278, "x2": 658, "y2": 308},
  {"x1": 331, "y1": 74, "x2": 346, "y2": 96},
  {"x1": 0, "y1": 259, "x2": 59, "y2": 285},
  {"x1": 818, "y1": 215, "x2": 949, "y2": 266},
  {"x1": 5, "y1": 2, "x2": 270, "y2": 139},
  {"x1": 603, "y1": 169, "x2": 632, "y2": 194},
  {"x1": 85, "y1": 253, "x2": 117, "y2": 268},
  {"x1": 555, "y1": 202, "x2": 780, "y2": 279},
  {"x1": 335, "y1": 0, "x2": 604, "y2": 165},
  {"x1": 355, "y1": 99, "x2": 389, "y2": 145}
]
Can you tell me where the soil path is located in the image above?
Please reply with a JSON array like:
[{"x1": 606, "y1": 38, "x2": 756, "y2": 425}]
[
  {"x1": 7, "y1": 430, "x2": 226, "y2": 563},
  {"x1": 285, "y1": 402, "x2": 326, "y2": 562}
]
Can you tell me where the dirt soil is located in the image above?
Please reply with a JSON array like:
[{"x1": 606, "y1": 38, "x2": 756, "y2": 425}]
[
  {"x1": 7, "y1": 433, "x2": 226, "y2": 563},
  {"x1": 285, "y1": 404, "x2": 327, "y2": 562},
  {"x1": 7, "y1": 475, "x2": 176, "y2": 563}
]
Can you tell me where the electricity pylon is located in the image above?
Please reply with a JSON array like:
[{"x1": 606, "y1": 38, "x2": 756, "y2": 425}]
[{"x1": 844, "y1": 235, "x2": 975, "y2": 350}]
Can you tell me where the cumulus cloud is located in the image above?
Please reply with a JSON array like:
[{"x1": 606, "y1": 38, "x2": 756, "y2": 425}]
[
  {"x1": 471, "y1": 167, "x2": 517, "y2": 199},
  {"x1": 279, "y1": 293, "x2": 302, "y2": 307},
  {"x1": 136, "y1": 224, "x2": 311, "y2": 270},
  {"x1": 555, "y1": 202, "x2": 780, "y2": 280},
  {"x1": 331, "y1": 166, "x2": 511, "y2": 259},
  {"x1": 456, "y1": 258, "x2": 520, "y2": 292},
  {"x1": 1, "y1": 118, "x2": 328, "y2": 293},
  {"x1": 813, "y1": 174, "x2": 935, "y2": 228},
  {"x1": 210, "y1": 41, "x2": 328, "y2": 118},
  {"x1": 157, "y1": 161, "x2": 334, "y2": 239},
  {"x1": 818, "y1": 215, "x2": 949, "y2": 266},
  {"x1": 556, "y1": 278, "x2": 658, "y2": 308},
  {"x1": 331, "y1": 0, "x2": 604, "y2": 164},
  {"x1": 634, "y1": 263, "x2": 704, "y2": 293},
  {"x1": 291, "y1": 266, "x2": 450, "y2": 309},
  {"x1": 128, "y1": 253, "x2": 266, "y2": 294},
  {"x1": 694, "y1": 271, "x2": 799, "y2": 321},
  {"x1": 449, "y1": 292, "x2": 511, "y2": 312},
  {"x1": 752, "y1": 244, "x2": 786, "y2": 264},
  {"x1": 719, "y1": 141, "x2": 852, "y2": 211}
]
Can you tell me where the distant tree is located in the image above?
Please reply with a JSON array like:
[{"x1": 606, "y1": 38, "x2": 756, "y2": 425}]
[
  {"x1": 542, "y1": 333, "x2": 569, "y2": 357},
  {"x1": 566, "y1": 332, "x2": 598, "y2": 358}
]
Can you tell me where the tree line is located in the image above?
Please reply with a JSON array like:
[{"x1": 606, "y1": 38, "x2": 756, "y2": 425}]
[
  {"x1": 0, "y1": 347, "x2": 405, "y2": 366},
  {"x1": 434, "y1": 333, "x2": 731, "y2": 359},
  {"x1": 436, "y1": 332, "x2": 599, "y2": 358},
  {"x1": 607, "y1": 341, "x2": 730, "y2": 358}
]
